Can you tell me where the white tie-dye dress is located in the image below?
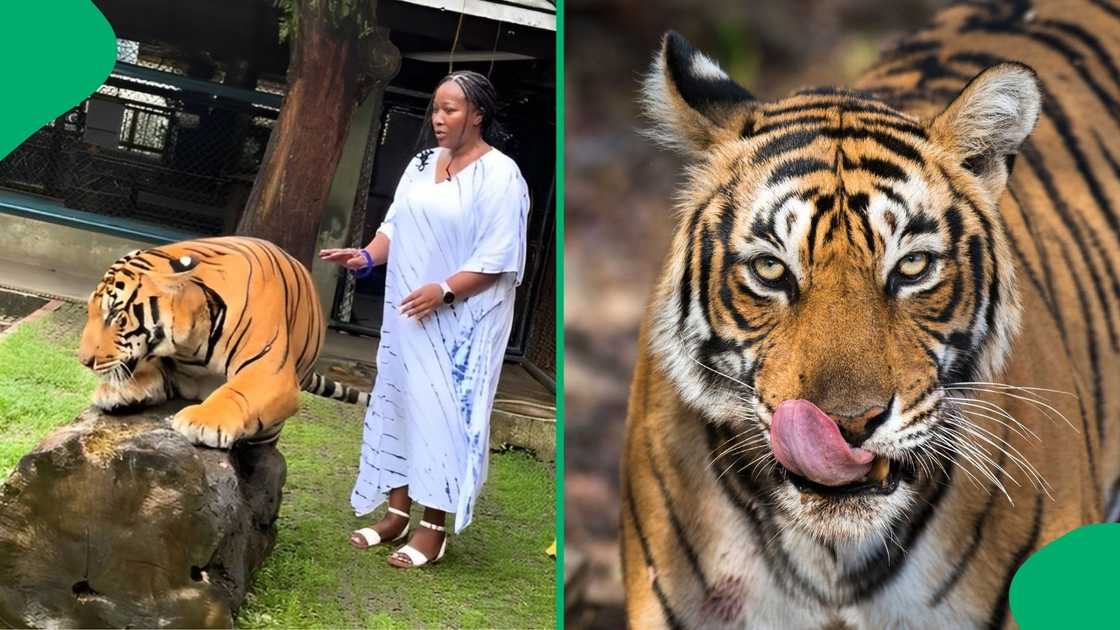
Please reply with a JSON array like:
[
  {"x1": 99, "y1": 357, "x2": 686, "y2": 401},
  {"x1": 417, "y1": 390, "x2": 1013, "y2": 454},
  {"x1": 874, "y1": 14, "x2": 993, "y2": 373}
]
[{"x1": 350, "y1": 147, "x2": 530, "y2": 533}]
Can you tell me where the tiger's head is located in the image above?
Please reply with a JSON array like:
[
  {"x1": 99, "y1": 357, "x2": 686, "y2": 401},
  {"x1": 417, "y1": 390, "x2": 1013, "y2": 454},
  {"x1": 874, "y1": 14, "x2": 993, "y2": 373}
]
[
  {"x1": 643, "y1": 32, "x2": 1040, "y2": 543},
  {"x1": 78, "y1": 250, "x2": 202, "y2": 386}
]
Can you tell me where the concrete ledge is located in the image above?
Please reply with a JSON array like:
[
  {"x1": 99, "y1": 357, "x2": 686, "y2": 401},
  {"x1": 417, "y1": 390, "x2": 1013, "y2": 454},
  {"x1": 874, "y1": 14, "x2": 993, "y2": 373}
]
[
  {"x1": 0, "y1": 212, "x2": 155, "y2": 298},
  {"x1": 315, "y1": 342, "x2": 556, "y2": 461},
  {"x1": 0, "y1": 257, "x2": 97, "y2": 303},
  {"x1": 491, "y1": 403, "x2": 556, "y2": 462}
]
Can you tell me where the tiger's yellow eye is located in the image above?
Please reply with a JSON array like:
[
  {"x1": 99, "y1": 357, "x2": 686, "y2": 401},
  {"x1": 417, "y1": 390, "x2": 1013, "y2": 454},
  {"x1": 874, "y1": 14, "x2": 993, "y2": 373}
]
[
  {"x1": 897, "y1": 252, "x2": 931, "y2": 278},
  {"x1": 751, "y1": 256, "x2": 787, "y2": 283}
]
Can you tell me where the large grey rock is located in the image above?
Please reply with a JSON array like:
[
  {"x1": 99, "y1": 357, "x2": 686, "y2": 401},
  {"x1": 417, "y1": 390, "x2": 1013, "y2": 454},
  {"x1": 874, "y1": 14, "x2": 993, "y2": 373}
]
[{"x1": 0, "y1": 401, "x2": 286, "y2": 628}]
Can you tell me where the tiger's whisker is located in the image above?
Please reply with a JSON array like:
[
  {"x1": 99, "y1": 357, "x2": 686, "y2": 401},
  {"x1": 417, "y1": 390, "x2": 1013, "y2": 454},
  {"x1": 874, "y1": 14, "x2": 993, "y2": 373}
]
[
  {"x1": 688, "y1": 354, "x2": 757, "y2": 393},
  {"x1": 931, "y1": 427, "x2": 1010, "y2": 499},
  {"x1": 945, "y1": 382, "x2": 1077, "y2": 399},
  {"x1": 943, "y1": 386, "x2": 1077, "y2": 431},
  {"x1": 946, "y1": 414, "x2": 1050, "y2": 495},
  {"x1": 943, "y1": 399, "x2": 1040, "y2": 442},
  {"x1": 938, "y1": 424, "x2": 1015, "y2": 503}
]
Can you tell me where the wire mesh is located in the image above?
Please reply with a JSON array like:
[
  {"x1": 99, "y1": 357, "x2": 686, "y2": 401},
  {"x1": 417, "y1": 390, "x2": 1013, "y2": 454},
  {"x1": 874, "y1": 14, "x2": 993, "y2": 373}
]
[{"x1": 0, "y1": 39, "x2": 281, "y2": 235}]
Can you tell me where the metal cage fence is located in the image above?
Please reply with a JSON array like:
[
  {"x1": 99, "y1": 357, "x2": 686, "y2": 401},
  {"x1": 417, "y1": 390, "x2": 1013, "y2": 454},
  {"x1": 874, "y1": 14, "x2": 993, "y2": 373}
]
[{"x1": 0, "y1": 50, "x2": 281, "y2": 236}]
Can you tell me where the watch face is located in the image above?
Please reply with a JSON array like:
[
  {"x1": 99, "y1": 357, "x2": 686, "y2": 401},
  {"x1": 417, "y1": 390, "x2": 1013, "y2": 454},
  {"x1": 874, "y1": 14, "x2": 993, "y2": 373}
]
[{"x1": 443, "y1": 291, "x2": 455, "y2": 304}]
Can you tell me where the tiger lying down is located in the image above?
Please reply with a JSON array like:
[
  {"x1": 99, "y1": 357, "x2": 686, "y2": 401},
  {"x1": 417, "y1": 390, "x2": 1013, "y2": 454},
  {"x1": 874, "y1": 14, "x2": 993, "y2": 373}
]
[
  {"x1": 623, "y1": 3, "x2": 1120, "y2": 629},
  {"x1": 77, "y1": 236, "x2": 369, "y2": 448}
]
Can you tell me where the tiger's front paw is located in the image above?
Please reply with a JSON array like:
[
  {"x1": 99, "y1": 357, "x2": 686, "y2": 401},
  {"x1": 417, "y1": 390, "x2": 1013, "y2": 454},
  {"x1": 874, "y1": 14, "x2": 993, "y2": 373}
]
[
  {"x1": 93, "y1": 380, "x2": 168, "y2": 414},
  {"x1": 170, "y1": 404, "x2": 246, "y2": 449}
]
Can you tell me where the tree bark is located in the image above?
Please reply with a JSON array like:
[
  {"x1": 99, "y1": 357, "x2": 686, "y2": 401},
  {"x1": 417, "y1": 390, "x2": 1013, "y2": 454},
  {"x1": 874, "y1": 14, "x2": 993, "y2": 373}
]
[
  {"x1": 235, "y1": 0, "x2": 364, "y2": 267},
  {"x1": 0, "y1": 402, "x2": 286, "y2": 629}
]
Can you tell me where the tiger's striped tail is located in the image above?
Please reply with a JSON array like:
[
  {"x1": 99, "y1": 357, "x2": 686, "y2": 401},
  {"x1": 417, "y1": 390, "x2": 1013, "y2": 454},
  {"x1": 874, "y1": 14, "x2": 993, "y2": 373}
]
[{"x1": 300, "y1": 372, "x2": 370, "y2": 407}]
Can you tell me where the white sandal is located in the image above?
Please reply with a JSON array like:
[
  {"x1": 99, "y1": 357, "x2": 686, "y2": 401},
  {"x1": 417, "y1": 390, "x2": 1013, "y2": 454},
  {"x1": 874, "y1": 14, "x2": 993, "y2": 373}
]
[
  {"x1": 349, "y1": 506, "x2": 411, "y2": 549},
  {"x1": 389, "y1": 520, "x2": 447, "y2": 568}
]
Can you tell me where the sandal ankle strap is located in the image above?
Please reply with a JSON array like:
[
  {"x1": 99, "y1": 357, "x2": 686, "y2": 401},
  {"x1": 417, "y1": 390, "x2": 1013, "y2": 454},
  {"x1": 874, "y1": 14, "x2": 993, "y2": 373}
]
[
  {"x1": 419, "y1": 520, "x2": 446, "y2": 532},
  {"x1": 387, "y1": 507, "x2": 410, "y2": 518}
]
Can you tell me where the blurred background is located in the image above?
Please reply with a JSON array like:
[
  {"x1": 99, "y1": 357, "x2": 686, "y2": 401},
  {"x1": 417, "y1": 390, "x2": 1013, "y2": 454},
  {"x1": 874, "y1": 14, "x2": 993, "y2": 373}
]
[{"x1": 563, "y1": 1, "x2": 951, "y2": 626}]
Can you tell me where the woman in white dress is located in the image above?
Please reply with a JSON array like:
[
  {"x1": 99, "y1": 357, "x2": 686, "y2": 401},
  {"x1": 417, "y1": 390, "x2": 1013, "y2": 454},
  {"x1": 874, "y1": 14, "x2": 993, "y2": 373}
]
[{"x1": 319, "y1": 71, "x2": 530, "y2": 569}]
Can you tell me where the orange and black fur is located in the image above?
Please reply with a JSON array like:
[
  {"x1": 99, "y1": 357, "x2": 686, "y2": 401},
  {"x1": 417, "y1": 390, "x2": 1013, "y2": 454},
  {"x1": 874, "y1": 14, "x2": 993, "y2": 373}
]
[
  {"x1": 78, "y1": 236, "x2": 367, "y2": 448},
  {"x1": 622, "y1": 1, "x2": 1120, "y2": 628}
]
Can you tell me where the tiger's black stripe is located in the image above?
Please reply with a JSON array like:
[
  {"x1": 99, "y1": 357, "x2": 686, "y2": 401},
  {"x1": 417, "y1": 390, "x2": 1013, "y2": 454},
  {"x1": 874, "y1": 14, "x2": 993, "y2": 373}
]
[
  {"x1": 706, "y1": 423, "x2": 830, "y2": 605},
  {"x1": 1014, "y1": 28, "x2": 1120, "y2": 116},
  {"x1": 753, "y1": 128, "x2": 821, "y2": 165},
  {"x1": 256, "y1": 243, "x2": 293, "y2": 368},
  {"x1": 147, "y1": 296, "x2": 160, "y2": 325},
  {"x1": 846, "y1": 156, "x2": 907, "y2": 182},
  {"x1": 234, "y1": 328, "x2": 279, "y2": 375},
  {"x1": 951, "y1": 51, "x2": 1120, "y2": 264},
  {"x1": 845, "y1": 192, "x2": 877, "y2": 253},
  {"x1": 1057, "y1": 241, "x2": 1107, "y2": 447},
  {"x1": 224, "y1": 318, "x2": 254, "y2": 373},
  {"x1": 823, "y1": 127, "x2": 925, "y2": 164},
  {"x1": 1038, "y1": 19, "x2": 1120, "y2": 100},
  {"x1": 1090, "y1": 0, "x2": 1120, "y2": 21},
  {"x1": 845, "y1": 458, "x2": 955, "y2": 602},
  {"x1": 763, "y1": 98, "x2": 915, "y2": 120},
  {"x1": 806, "y1": 193, "x2": 835, "y2": 267},
  {"x1": 855, "y1": 116, "x2": 929, "y2": 139},
  {"x1": 678, "y1": 193, "x2": 713, "y2": 332},
  {"x1": 766, "y1": 158, "x2": 831, "y2": 186},
  {"x1": 985, "y1": 493, "x2": 1044, "y2": 630},
  {"x1": 927, "y1": 416, "x2": 1014, "y2": 606},
  {"x1": 1004, "y1": 178, "x2": 1073, "y2": 350},
  {"x1": 1018, "y1": 143, "x2": 1120, "y2": 351},
  {"x1": 292, "y1": 260, "x2": 318, "y2": 375},
  {"x1": 929, "y1": 486, "x2": 999, "y2": 606},
  {"x1": 220, "y1": 240, "x2": 258, "y2": 350},
  {"x1": 192, "y1": 280, "x2": 227, "y2": 366},
  {"x1": 625, "y1": 475, "x2": 686, "y2": 630},
  {"x1": 1000, "y1": 186, "x2": 1067, "y2": 341},
  {"x1": 646, "y1": 432, "x2": 709, "y2": 591},
  {"x1": 752, "y1": 115, "x2": 830, "y2": 135}
]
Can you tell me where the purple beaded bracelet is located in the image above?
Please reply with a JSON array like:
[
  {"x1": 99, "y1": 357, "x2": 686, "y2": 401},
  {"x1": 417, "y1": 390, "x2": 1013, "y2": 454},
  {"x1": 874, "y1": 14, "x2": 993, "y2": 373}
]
[{"x1": 354, "y1": 249, "x2": 375, "y2": 279}]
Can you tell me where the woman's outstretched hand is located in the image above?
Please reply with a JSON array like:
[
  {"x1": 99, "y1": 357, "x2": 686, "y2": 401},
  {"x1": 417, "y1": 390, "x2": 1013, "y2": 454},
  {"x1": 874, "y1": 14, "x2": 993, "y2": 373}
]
[{"x1": 319, "y1": 248, "x2": 366, "y2": 271}]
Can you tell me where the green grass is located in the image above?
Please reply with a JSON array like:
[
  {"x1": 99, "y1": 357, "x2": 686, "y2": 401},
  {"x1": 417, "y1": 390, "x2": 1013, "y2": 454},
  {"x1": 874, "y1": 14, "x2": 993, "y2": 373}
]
[
  {"x1": 0, "y1": 303, "x2": 556, "y2": 628},
  {"x1": 0, "y1": 304, "x2": 96, "y2": 477},
  {"x1": 238, "y1": 394, "x2": 556, "y2": 629}
]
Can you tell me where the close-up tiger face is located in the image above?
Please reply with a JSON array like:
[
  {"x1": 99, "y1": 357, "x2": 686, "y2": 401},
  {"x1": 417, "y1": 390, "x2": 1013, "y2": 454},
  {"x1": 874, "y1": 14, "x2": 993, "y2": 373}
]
[
  {"x1": 619, "y1": 3, "x2": 1120, "y2": 626},
  {"x1": 644, "y1": 31, "x2": 1037, "y2": 544}
]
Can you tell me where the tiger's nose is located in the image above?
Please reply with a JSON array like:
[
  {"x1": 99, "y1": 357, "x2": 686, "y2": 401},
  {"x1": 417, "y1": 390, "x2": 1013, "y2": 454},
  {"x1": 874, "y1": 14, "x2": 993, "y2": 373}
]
[
  {"x1": 78, "y1": 353, "x2": 95, "y2": 369},
  {"x1": 830, "y1": 405, "x2": 889, "y2": 447}
]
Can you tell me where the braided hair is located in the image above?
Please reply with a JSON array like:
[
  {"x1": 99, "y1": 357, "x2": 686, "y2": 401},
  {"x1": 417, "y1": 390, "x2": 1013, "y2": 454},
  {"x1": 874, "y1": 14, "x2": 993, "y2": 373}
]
[{"x1": 437, "y1": 70, "x2": 510, "y2": 149}]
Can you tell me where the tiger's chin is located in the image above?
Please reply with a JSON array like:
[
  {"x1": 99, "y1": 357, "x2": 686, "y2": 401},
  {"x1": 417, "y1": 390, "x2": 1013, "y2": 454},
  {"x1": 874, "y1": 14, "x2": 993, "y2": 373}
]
[{"x1": 769, "y1": 457, "x2": 921, "y2": 544}]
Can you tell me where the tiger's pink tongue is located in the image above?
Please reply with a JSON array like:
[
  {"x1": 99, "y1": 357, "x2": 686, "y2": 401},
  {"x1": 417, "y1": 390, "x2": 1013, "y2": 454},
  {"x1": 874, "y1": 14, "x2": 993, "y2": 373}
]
[{"x1": 770, "y1": 399, "x2": 874, "y2": 487}]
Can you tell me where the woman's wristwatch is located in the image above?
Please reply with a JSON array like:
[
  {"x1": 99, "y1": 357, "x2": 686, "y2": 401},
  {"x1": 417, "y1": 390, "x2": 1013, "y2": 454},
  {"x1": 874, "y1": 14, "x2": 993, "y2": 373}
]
[{"x1": 439, "y1": 280, "x2": 456, "y2": 304}]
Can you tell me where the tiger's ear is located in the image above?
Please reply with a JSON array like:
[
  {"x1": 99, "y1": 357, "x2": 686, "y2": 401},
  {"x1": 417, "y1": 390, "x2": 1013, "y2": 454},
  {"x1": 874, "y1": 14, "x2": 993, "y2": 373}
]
[
  {"x1": 930, "y1": 63, "x2": 1041, "y2": 197},
  {"x1": 641, "y1": 31, "x2": 757, "y2": 156}
]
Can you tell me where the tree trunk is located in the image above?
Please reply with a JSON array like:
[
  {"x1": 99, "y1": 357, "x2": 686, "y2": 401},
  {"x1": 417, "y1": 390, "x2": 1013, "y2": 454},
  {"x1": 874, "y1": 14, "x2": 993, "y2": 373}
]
[
  {"x1": 0, "y1": 402, "x2": 286, "y2": 629},
  {"x1": 235, "y1": 0, "x2": 363, "y2": 267}
]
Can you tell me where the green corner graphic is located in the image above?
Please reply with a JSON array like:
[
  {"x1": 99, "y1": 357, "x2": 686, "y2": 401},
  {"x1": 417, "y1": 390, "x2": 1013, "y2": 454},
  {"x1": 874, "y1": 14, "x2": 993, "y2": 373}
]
[
  {"x1": 1011, "y1": 523, "x2": 1120, "y2": 629},
  {"x1": 0, "y1": 2, "x2": 117, "y2": 161}
]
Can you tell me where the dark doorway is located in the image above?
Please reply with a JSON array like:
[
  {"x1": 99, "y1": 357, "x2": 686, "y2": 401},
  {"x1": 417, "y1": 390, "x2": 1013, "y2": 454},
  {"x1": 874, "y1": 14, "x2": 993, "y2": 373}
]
[{"x1": 329, "y1": 68, "x2": 555, "y2": 360}]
